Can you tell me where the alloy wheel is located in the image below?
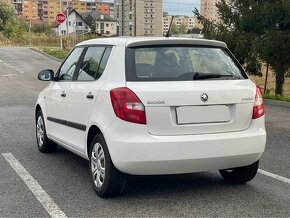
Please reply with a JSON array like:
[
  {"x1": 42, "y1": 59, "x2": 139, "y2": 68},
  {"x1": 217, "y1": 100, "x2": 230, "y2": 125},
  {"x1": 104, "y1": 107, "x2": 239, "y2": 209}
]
[
  {"x1": 36, "y1": 116, "x2": 44, "y2": 147},
  {"x1": 91, "y1": 143, "x2": 106, "y2": 188}
]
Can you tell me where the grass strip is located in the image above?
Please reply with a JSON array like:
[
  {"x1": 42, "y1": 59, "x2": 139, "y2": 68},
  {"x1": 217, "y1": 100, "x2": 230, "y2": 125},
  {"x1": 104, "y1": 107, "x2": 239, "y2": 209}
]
[{"x1": 40, "y1": 47, "x2": 70, "y2": 60}]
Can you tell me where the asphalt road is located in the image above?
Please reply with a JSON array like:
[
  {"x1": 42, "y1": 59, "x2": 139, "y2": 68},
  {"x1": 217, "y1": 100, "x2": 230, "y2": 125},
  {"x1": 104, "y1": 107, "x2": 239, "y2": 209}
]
[{"x1": 0, "y1": 47, "x2": 289, "y2": 217}]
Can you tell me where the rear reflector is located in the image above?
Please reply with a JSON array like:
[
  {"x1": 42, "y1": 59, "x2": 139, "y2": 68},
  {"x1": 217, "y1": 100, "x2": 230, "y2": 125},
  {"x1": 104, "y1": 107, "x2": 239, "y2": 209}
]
[
  {"x1": 252, "y1": 86, "x2": 265, "y2": 119},
  {"x1": 110, "y1": 87, "x2": 146, "y2": 124}
]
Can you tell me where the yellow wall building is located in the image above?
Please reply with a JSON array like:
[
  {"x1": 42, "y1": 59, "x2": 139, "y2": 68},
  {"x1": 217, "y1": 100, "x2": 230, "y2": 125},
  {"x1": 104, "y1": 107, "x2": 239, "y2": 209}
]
[{"x1": 12, "y1": 0, "x2": 114, "y2": 24}]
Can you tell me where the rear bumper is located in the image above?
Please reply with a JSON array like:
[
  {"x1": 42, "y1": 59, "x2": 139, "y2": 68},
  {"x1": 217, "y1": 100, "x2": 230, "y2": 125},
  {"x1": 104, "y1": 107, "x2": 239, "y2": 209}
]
[{"x1": 104, "y1": 117, "x2": 266, "y2": 175}]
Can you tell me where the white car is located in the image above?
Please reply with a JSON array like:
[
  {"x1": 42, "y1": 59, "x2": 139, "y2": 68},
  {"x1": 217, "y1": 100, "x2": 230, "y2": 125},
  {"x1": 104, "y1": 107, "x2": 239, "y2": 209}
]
[{"x1": 35, "y1": 37, "x2": 266, "y2": 197}]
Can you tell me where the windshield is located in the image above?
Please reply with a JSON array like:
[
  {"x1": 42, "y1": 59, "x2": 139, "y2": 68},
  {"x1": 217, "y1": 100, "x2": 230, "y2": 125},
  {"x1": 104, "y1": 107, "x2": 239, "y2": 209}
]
[{"x1": 126, "y1": 46, "x2": 247, "y2": 81}]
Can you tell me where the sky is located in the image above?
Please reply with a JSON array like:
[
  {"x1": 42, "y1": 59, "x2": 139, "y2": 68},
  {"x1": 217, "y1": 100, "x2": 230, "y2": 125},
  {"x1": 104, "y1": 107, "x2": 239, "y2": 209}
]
[
  {"x1": 163, "y1": 0, "x2": 201, "y2": 16},
  {"x1": 104, "y1": 0, "x2": 201, "y2": 16}
]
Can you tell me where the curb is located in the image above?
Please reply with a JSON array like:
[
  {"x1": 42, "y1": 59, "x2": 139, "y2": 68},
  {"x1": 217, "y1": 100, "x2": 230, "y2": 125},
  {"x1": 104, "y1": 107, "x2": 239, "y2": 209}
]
[
  {"x1": 29, "y1": 48, "x2": 62, "y2": 62},
  {"x1": 264, "y1": 99, "x2": 290, "y2": 109}
]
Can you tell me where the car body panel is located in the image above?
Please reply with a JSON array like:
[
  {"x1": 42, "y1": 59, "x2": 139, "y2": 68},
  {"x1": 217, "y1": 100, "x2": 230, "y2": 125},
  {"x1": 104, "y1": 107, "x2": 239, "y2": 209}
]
[{"x1": 35, "y1": 37, "x2": 267, "y2": 175}]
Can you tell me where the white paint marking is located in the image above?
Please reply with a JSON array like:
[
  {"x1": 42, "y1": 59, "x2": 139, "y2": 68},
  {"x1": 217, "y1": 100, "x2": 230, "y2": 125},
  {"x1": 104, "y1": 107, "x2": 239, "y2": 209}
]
[
  {"x1": 2, "y1": 153, "x2": 67, "y2": 218},
  {"x1": 258, "y1": 169, "x2": 290, "y2": 184},
  {"x1": 2, "y1": 74, "x2": 18, "y2": 77},
  {"x1": 0, "y1": 59, "x2": 25, "y2": 74}
]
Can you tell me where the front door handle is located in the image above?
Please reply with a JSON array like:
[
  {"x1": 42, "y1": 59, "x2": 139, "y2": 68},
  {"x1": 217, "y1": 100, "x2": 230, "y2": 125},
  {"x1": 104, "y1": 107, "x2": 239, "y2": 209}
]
[
  {"x1": 61, "y1": 91, "x2": 66, "y2": 98},
  {"x1": 86, "y1": 92, "x2": 94, "y2": 99}
]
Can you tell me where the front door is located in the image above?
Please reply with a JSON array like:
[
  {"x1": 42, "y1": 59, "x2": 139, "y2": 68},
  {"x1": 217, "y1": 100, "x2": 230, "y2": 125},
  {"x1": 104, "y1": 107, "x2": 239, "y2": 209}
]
[{"x1": 45, "y1": 47, "x2": 84, "y2": 143}]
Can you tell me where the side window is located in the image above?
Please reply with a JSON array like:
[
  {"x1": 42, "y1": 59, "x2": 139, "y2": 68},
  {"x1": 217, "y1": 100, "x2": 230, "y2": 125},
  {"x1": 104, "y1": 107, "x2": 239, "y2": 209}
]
[
  {"x1": 76, "y1": 46, "x2": 112, "y2": 81},
  {"x1": 97, "y1": 47, "x2": 112, "y2": 77},
  {"x1": 58, "y1": 48, "x2": 83, "y2": 81}
]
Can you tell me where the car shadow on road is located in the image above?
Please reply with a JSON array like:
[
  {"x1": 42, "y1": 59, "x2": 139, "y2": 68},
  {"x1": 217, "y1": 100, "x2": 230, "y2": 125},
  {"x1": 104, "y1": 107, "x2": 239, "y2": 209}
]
[
  {"x1": 53, "y1": 147, "x2": 257, "y2": 200},
  {"x1": 122, "y1": 172, "x2": 232, "y2": 197}
]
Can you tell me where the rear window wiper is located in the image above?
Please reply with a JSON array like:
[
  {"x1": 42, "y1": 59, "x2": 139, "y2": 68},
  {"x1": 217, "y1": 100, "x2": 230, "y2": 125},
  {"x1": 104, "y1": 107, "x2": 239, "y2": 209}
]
[{"x1": 192, "y1": 72, "x2": 234, "y2": 80}]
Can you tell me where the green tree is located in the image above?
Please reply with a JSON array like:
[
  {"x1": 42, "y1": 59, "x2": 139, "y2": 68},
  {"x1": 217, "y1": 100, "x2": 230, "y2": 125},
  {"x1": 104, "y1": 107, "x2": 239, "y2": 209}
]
[
  {"x1": 0, "y1": 0, "x2": 15, "y2": 31},
  {"x1": 32, "y1": 22, "x2": 51, "y2": 34},
  {"x1": 179, "y1": 23, "x2": 188, "y2": 34},
  {"x1": 170, "y1": 22, "x2": 179, "y2": 35},
  {"x1": 188, "y1": 27, "x2": 201, "y2": 34},
  {"x1": 3, "y1": 19, "x2": 26, "y2": 39},
  {"x1": 194, "y1": 0, "x2": 290, "y2": 95},
  {"x1": 84, "y1": 14, "x2": 96, "y2": 33}
]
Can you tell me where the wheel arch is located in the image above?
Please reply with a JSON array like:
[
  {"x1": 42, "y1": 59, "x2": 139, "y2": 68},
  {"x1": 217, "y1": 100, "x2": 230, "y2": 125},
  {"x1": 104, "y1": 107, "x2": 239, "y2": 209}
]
[
  {"x1": 87, "y1": 125, "x2": 103, "y2": 158},
  {"x1": 35, "y1": 104, "x2": 42, "y2": 118}
]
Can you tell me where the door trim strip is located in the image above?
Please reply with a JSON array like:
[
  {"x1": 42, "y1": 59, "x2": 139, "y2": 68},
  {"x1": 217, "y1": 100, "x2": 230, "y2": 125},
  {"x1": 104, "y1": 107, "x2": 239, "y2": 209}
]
[{"x1": 47, "y1": 117, "x2": 86, "y2": 131}]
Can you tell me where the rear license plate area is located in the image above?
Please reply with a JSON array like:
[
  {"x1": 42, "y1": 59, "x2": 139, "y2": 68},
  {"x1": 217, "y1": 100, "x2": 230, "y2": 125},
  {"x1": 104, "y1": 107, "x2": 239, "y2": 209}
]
[{"x1": 176, "y1": 105, "x2": 231, "y2": 124}]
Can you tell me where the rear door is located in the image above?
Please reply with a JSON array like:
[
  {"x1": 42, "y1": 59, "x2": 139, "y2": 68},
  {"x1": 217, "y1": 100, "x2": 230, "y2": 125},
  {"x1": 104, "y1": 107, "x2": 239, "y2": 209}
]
[
  {"x1": 125, "y1": 45, "x2": 256, "y2": 136},
  {"x1": 65, "y1": 46, "x2": 112, "y2": 152}
]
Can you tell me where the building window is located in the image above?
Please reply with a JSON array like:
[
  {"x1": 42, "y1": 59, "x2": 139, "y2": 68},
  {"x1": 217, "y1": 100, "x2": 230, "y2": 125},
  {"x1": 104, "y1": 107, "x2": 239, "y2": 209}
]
[
  {"x1": 106, "y1": 23, "x2": 109, "y2": 27},
  {"x1": 78, "y1": 22, "x2": 82, "y2": 26}
]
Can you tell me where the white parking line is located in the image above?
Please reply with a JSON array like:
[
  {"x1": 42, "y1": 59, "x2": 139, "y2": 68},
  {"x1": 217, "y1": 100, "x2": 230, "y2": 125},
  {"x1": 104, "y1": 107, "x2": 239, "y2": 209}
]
[
  {"x1": 2, "y1": 153, "x2": 67, "y2": 218},
  {"x1": 0, "y1": 59, "x2": 24, "y2": 74},
  {"x1": 258, "y1": 169, "x2": 290, "y2": 184},
  {"x1": 2, "y1": 74, "x2": 18, "y2": 77}
]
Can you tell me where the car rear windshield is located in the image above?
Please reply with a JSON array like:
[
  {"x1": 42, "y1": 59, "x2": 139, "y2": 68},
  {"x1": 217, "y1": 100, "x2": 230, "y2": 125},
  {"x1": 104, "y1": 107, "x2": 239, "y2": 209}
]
[{"x1": 125, "y1": 46, "x2": 247, "y2": 81}]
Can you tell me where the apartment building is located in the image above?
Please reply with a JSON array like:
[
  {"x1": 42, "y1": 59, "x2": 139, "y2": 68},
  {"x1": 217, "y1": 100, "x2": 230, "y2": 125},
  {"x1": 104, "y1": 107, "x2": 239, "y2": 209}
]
[
  {"x1": 163, "y1": 15, "x2": 198, "y2": 35},
  {"x1": 11, "y1": 0, "x2": 23, "y2": 16},
  {"x1": 114, "y1": 0, "x2": 163, "y2": 37},
  {"x1": 11, "y1": 0, "x2": 114, "y2": 24},
  {"x1": 200, "y1": 0, "x2": 221, "y2": 22},
  {"x1": 15, "y1": 0, "x2": 39, "y2": 20}
]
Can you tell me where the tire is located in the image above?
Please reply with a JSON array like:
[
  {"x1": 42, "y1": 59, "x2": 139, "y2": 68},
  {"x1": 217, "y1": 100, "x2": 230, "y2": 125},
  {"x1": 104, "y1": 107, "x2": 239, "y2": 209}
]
[
  {"x1": 89, "y1": 134, "x2": 126, "y2": 197},
  {"x1": 35, "y1": 110, "x2": 58, "y2": 153},
  {"x1": 219, "y1": 160, "x2": 259, "y2": 184}
]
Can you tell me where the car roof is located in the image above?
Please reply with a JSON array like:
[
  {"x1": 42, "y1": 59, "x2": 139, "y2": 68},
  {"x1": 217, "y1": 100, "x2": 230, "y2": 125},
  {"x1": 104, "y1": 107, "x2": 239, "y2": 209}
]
[{"x1": 76, "y1": 37, "x2": 227, "y2": 48}]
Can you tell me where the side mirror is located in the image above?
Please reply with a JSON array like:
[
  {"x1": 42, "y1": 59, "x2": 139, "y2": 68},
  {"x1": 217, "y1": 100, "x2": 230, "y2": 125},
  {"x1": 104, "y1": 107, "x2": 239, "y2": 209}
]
[{"x1": 38, "y1": 69, "x2": 54, "y2": 81}]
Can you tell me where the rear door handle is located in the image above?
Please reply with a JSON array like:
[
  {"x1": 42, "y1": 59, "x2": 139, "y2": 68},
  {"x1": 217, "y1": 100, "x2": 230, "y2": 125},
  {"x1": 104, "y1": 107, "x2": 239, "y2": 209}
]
[
  {"x1": 86, "y1": 92, "x2": 94, "y2": 99},
  {"x1": 61, "y1": 91, "x2": 66, "y2": 98}
]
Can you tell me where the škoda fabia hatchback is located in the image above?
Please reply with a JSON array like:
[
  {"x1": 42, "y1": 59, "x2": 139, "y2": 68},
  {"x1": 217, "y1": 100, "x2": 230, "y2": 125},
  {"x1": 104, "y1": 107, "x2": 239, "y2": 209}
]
[{"x1": 35, "y1": 37, "x2": 266, "y2": 197}]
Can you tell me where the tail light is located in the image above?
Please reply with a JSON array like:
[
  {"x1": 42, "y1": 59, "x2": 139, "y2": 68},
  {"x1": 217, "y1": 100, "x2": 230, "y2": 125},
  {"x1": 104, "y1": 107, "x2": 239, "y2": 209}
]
[
  {"x1": 252, "y1": 86, "x2": 265, "y2": 119},
  {"x1": 110, "y1": 87, "x2": 146, "y2": 124}
]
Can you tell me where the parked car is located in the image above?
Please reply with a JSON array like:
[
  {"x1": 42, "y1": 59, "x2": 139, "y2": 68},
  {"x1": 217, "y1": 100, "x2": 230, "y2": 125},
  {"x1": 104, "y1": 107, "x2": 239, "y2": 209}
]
[{"x1": 35, "y1": 37, "x2": 266, "y2": 197}]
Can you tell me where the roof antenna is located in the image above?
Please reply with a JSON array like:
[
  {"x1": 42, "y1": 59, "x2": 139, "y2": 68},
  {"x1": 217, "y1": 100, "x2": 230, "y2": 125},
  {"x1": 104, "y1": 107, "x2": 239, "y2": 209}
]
[{"x1": 165, "y1": 16, "x2": 174, "y2": 37}]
